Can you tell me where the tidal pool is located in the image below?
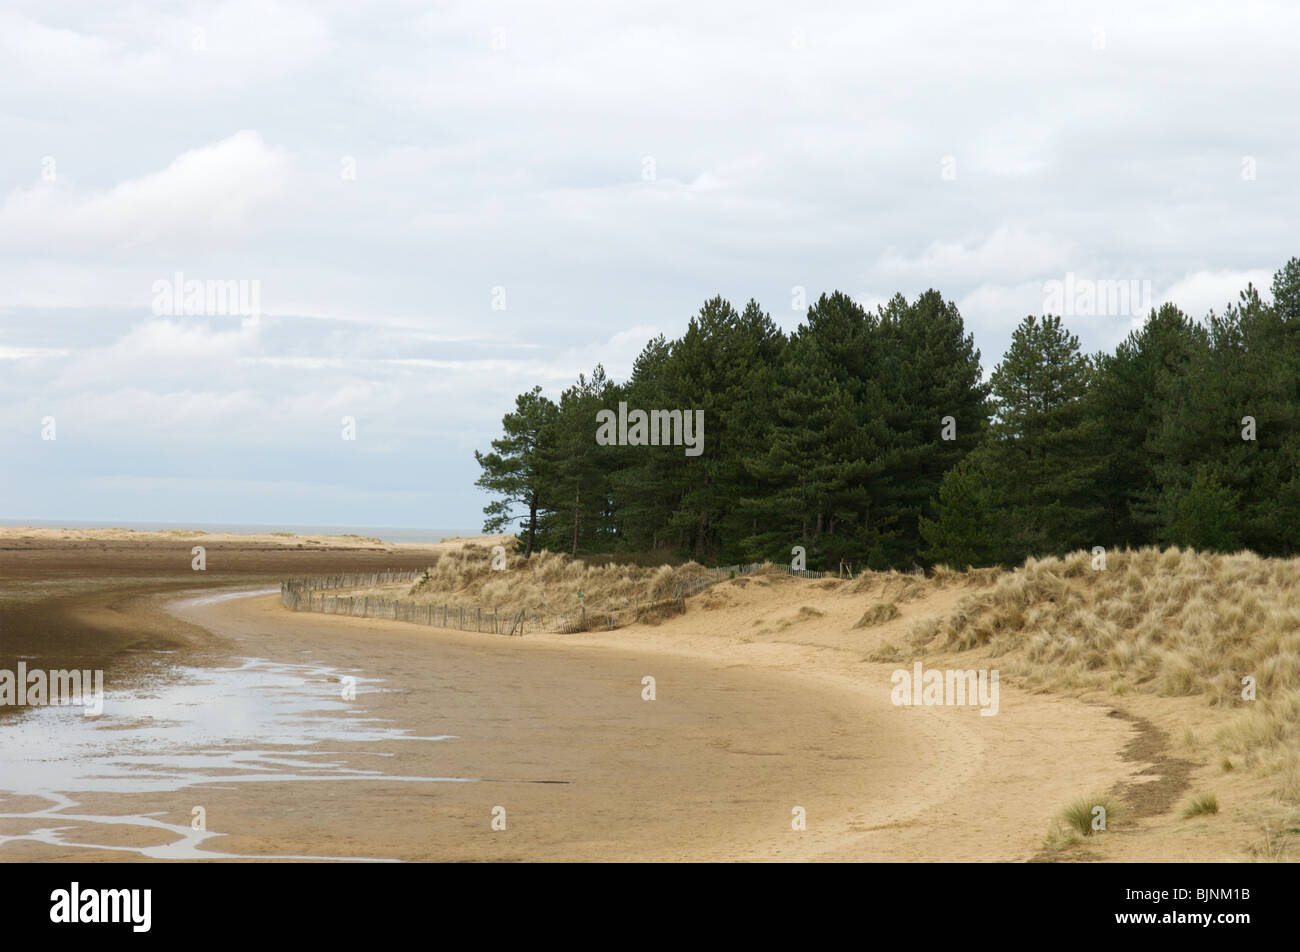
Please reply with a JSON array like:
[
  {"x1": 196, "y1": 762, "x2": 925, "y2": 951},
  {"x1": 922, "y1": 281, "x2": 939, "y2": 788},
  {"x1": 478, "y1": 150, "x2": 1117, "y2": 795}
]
[{"x1": 0, "y1": 591, "x2": 467, "y2": 860}]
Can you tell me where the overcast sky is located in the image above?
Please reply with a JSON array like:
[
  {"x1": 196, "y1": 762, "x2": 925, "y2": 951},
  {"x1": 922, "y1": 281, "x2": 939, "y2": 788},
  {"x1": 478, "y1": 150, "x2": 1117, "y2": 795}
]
[{"x1": 2, "y1": 0, "x2": 1297, "y2": 530}]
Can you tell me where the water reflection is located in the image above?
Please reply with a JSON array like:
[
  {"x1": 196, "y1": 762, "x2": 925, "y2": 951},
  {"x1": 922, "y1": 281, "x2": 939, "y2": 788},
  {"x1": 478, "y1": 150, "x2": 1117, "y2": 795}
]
[{"x1": 0, "y1": 654, "x2": 464, "y2": 860}]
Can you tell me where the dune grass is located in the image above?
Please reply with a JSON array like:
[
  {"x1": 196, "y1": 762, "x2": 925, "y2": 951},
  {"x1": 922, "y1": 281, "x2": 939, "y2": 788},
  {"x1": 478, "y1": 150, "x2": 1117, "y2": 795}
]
[
  {"x1": 1063, "y1": 795, "x2": 1118, "y2": 835},
  {"x1": 1045, "y1": 794, "x2": 1120, "y2": 850},
  {"x1": 325, "y1": 542, "x2": 748, "y2": 618},
  {"x1": 853, "y1": 602, "x2": 900, "y2": 628},
  {"x1": 1183, "y1": 793, "x2": 1220, "y2": 818},
  {"x1": 884, "y1": 546, "x2": 1300, "y2": 803}
]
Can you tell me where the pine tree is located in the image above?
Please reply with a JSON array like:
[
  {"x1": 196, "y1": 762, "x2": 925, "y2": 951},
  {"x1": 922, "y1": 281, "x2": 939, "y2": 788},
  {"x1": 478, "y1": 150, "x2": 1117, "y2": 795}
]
[
  {"x1": 607, "y1": 335, "x2": 679, "y2": 553},
  {"x1": 612, "y1": 296, "x2": 785, "y2": 560},
  {"x1": 740, "y1": 339, "x2": 877, "y2": 569},
  {"x1": 919, "y1": 448, "x2": 1003, "y2": 567},
  {"x1": 473, "y1": 386, "x2": 558, "y2": 557},
  {"x1": 536, "y1": 366, "x2": 619, "y2": 555},
  {"x1": 985, "y1": 314, "x2": 1104, "y2": 561},
  {"x1": 1167, "y1": 468, "x2": 1242, "y2": 551},
  {"x1": 1090, "y1": 303, "x2": 1198, "y2": 546},
  {"x1": 874, "y1": 290, "x2": 991, "y2": 566},
  {"x1": 751, "y1": 292, "x2": 893, "y2": 567},
  {"x1": 1148, "y1": 268, "x2": 1300, "y2": 554}
]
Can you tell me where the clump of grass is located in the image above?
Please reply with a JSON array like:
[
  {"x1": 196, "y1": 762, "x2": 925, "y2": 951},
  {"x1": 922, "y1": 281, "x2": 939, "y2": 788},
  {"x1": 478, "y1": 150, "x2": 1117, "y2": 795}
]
[
  {"x1": 776, "y1": 606, "x2": 825, "y2": 630},
  {"x1": 1250, "y1": 827, "x2": 1293, "y2": 861},
  {"x1": 904, "y1": 616, "x2": 942, "y2": 650},
  {"x1": 868, "y1": 643, "x2": 902, "y2": 663},
  {"x1": 1274, "y1": 760, "x2": 1300, "y2": 803},
  {"x1": 847, "y1": 569, "x2": 931, "y2": 602},
  {"x1": 1049, "y1": 795, "x2": 1118, "y2": 847},
  {"x1": 1183, "y1": 793, "x2": 1220, "y2": 818},
  {"x1": 853, "y1": 602, "x2": 900, "y2": 628}
]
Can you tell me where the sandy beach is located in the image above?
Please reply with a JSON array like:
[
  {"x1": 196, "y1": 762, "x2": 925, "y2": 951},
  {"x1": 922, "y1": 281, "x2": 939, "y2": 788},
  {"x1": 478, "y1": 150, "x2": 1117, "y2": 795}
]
[{"x1": 0, "y1": 528, "x2": 1277, "y2": 861}]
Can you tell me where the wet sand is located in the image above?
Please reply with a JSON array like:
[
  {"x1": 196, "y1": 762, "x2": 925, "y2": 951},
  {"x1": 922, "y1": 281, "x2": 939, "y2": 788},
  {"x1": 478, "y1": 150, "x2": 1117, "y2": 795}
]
[{"x1": 0, "y1": 530, "x2": 919, "y2": 861}]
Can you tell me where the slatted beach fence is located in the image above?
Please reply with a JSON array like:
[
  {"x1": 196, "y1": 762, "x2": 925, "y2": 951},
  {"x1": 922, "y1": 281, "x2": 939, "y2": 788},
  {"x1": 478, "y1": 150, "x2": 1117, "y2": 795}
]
[{"x1": 280, "y1": 561, "x2": 833, "y2": 636}]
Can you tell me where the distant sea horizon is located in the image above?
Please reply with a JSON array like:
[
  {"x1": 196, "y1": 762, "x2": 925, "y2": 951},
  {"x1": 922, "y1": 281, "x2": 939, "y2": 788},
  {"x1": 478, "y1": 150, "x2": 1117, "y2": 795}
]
[{"x1": 0, "y1": 519, "x2": 482, "y2": 545}]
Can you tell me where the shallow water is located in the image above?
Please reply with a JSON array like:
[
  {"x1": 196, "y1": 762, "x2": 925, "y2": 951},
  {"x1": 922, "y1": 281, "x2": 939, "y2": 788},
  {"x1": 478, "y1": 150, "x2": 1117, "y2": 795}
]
[{"x1": 0, "y1": 592, "x2": 469, "y2": 860}]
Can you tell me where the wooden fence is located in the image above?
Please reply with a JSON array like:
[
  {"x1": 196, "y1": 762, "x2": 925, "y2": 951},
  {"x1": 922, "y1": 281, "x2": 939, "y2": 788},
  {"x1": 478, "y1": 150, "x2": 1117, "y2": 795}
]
[{"x1": 279, "y1": 562, "x2": 832, "y2": 636}]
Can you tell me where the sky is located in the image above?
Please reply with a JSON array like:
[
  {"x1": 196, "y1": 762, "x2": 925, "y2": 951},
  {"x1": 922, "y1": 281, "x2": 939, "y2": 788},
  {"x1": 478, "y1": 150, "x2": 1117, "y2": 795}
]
[{"x1": 1, "y1": 0, "x2": 1297, "y2": 530}]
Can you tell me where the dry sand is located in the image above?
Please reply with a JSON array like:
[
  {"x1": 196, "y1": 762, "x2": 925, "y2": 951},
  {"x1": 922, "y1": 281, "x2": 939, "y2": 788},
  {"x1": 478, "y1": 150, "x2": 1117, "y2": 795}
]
[{"x1": 0, "y1": 530, "x2": 1269, "y2": 861}]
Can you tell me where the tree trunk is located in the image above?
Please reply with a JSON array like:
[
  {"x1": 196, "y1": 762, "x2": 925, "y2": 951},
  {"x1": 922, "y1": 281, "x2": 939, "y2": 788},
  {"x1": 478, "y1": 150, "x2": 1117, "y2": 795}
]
[
  {"x1": 526, "y1": 493, "x2": 537, "y2": 557},
  {"x1": 572, "y1": 485, "x2": 580, "y2": 556}
]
